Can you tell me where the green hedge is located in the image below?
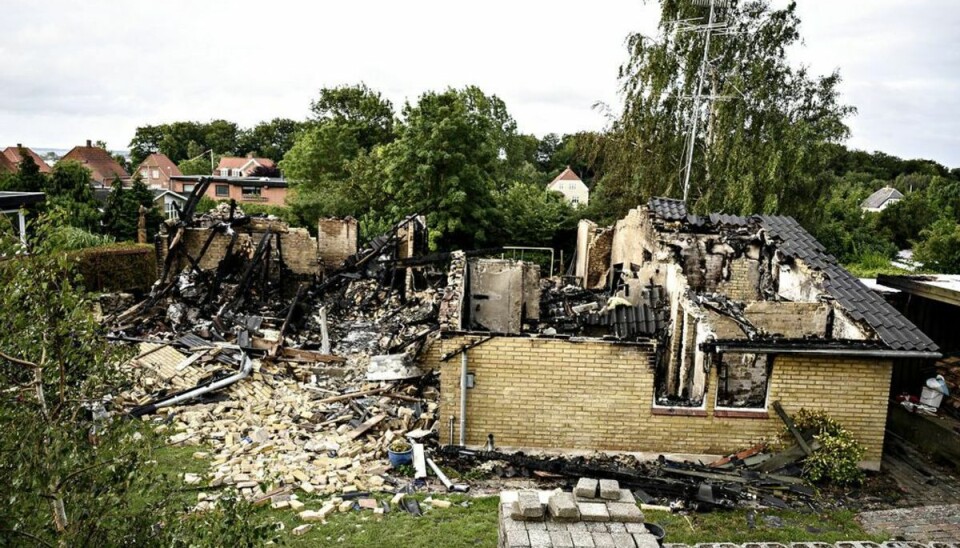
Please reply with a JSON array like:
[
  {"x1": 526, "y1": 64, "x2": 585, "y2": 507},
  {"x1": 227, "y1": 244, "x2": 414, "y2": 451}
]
[{"x1": 70, "y1": 243, "x2": 156, "y2": 293}]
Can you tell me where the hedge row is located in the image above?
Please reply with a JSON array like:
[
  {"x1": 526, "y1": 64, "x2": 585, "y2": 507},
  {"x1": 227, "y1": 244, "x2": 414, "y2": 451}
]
[{"x1": 70, "y1": 243, "x2": 156, "y2": 293}]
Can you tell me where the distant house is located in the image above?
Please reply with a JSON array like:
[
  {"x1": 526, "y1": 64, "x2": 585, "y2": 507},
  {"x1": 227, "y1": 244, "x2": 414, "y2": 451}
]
[
  {"x1": 861, "y1": 186, "x2": 904, "y2": 213},
  {"x1": 61, "y1": 140, "x2": 129, "y2": 187},
  {"x1": 0, "y1": 152, "x2": 15, "y2": 174},
  {"x1": 169, "y1": 175, "x2": 288, "y2": 206},
  {"x1": 152, "y1": 189, "x2": 188, "y2": 220},
  {"x1": 2, "y1": 144, "x2": 52, "y2": 174},
  {"x1": 547, "y1": 166, "x2": 589, "y2": 207},
  {"x1": 215, "y1": 155, "x2": 277, "y2": 178},
  {"x1": 135, "y1": 153, "x2": 182, "y2": 189}
]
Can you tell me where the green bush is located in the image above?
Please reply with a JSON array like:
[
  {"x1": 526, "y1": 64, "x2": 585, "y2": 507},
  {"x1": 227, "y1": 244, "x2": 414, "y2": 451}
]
[
  {"x1": 786, "y1": 409, "x2": 865, "y2": 486},
  {"x1": 47, "y1": 225, "x2": 115, "y2": 251}
]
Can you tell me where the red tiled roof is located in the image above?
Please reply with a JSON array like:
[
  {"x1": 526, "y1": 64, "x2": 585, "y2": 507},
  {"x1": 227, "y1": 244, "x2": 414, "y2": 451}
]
[
  {"x1": 62, "y1": 144, "x2": 129, "y2": 184},
  {"x1": 0, "y1": 153, "x2": 15, "y2": 174},
  {"x1": 3, "y1": 146, "x2": 53, "y2": 173},
  {"x1": 136, "y1": 153, "x2": 182, "y2": 180},
  {"x1": 216, "y1": 156, "x2": 276, "y2": 171},
  {"x1": 549, "y1": 166, "x2": 582, "y2": 185}
]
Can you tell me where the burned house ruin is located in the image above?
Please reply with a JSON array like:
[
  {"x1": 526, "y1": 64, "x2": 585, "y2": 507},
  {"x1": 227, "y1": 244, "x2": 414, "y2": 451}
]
[{"x1": 424, "y1": 198, "x2": 939, "y2": 470}]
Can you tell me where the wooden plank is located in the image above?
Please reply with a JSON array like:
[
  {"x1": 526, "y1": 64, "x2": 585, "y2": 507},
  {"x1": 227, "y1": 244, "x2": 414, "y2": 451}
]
[
  {"x1": 756, "y1": 440, "x2": 821, "y2": 472},
  {"x1": 314, "y1": 387, "x2": 388, "y2": 404},
  {"x1": 773, "y1": 401, "x2": 812, "y2": 456},
  {"x1": 412, "y1": 443, "x2": 427, "y2": 479},
  {"x1": 282, "y1": 347, "x2": 344, "y2": 364},
  {"x1": 346, "y1": 414, "x2": 386, "y2": 441}
]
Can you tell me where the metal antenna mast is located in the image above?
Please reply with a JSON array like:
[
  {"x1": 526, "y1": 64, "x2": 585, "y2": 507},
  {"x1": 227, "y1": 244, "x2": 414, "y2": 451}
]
[{"x1": 680, "y1": 0, "x2": 726, "y2": 203}]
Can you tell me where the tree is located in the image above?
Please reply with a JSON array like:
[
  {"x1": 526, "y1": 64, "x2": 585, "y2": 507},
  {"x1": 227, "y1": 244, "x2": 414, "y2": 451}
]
[
  {"x1": 495, "y1": 181, "x2": 576, "y2": 246},
  {"x1": 309, "y1": 83, "x2": 396, "y2": 150},
  {"x1": 914, "y1": 219, "x2": 960, "y2": 273},
  {"x1": 381, "y1": 86, "x2": 513, "y2": 249},
  {"x1": 237, "y1": 118, "x2": 304, "y2": 162},
  {"x1": 876, "y1": 191, "x2": 939, "y2": 249},
  {"x1": 204, "y1": 119, "x2": 240, "y2": 157},
  {"x1": 598, "y1": 0, "x2": 854, "y2": 224},
  {"x1": 101, "y1": 174, "x2": 160, "y2": 241},
  {"x1": 5, "y1": 149, "x2": 48, "y2": 192},
  {"x1": 47, "y1": 161, "x2": 100, "y2": 232},
  {"x1": 0, "y1": 215, "x2": 271, "y2": 546},
  {"x1": 128, "y1": 125, "x2": 165, "y2": 166}
]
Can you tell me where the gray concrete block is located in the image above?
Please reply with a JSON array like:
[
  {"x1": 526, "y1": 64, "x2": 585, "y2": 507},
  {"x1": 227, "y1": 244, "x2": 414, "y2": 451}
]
[
  {"x1": 578, "y1": 502, "x2": 610, "y2": 522},
  {"x1": 607, "y1": 502, "x2": 644, "y2": 523},
  {"x1": 549, "y1": 492, "x2": 581, "y2": 521},
  {"x1": 571, "y1": 530, "x2": 596, "y2": 548},
  {"x1": 528, "y1": 529, "x2": 551, "y2": 548},
  {"x1": 634, "y1": 533, "x2": 660, "y2": 548},
  {"x1": 616, "y1": 489, "x2": 636, "y2": 504},
  {"x1": 624, "y1": 523, "x2": 648, "y2": 534},
  {"x1": 505, "y1": 529, "x2": 530, "y2": 548},
  {"x1": 599, "y1": 479, "x2": 621, "y2": 500},
  {"x1": 550, "y1": 531, "x2": 575, "y2": 548},
  {"x1": 576, "y1": 478, "x2": 599, "y2": 499},
  {"x1": 607, "y1": 522, "x2": 626, "y2": 533},
  {"x1": 512, "y1": 490, "x2": 544, "y2": 520},
  {"x1": 586, "y1": 522, "x2": 610, "y2": 532},
  {"x1": 612, "y1": 532, "x2": 637, "y2": 547},
  {"x1": 592, "y1": 532, "x2": 616, "y2": 547}
]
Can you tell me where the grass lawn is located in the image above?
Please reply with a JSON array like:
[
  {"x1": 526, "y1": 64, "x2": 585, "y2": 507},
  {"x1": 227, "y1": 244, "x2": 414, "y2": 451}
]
[{"x1": 145, "y1": 443, "x2": 886, "y2": 546}]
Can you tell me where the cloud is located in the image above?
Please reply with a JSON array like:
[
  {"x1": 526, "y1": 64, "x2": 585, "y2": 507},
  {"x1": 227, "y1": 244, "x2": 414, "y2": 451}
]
[{"x1": 0, "y1": 0, "x2": 957, "y2": 166}]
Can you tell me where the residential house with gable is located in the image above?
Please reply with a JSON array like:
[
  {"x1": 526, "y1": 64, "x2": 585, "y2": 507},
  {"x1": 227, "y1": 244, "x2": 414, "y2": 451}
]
[
  {"x1": 547, "y1": 166, "x2": 589, "y2": 207},
  {"x1": 61, "y1": 140, "x2": 129, "y2": 187},
  {"x1": 2, "y1": 144, "x2": 52, "y2": 174},
  {"x1": 135, "y1": 153, "x2": 182, "y2": 190}
]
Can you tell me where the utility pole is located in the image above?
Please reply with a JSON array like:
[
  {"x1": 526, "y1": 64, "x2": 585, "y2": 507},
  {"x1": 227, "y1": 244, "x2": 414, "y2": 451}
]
[{"x1": 680, "y1": 0, "x2": 727, "y2": 203}]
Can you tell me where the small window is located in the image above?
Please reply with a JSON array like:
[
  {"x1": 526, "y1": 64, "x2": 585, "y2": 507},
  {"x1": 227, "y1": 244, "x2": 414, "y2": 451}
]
[
  {"x1": 165, "y1": 201, "x2": 178, "y2": 220},
  {"x1": 215, "y1": 184, "x2": 229, "y2": 197},
  {"x1": 152, "y1": 169, "x2": 160, "y2": 179},
  {"x1": 183, "y1": 184, "x2": 195, "y2": 194},
  {"x1": 219, "y1": 169, "x2": 229, "y2": 176},
  {"x1": 716, "y1": 353, "x2": 771, "y2": 409},
  {"x1": 241, "y1": 186, "x2": 261, "y2": 198}
]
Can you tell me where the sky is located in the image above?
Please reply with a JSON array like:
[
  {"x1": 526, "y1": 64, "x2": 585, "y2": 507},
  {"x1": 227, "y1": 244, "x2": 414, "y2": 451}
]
[{"x1": 1, "y1": 1, "x2": 958, "y2": 167}]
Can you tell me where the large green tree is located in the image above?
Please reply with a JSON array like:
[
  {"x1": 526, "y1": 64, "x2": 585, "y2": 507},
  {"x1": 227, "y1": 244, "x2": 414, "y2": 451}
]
[
  {"x1": 598, "y1": 0, "x2": 854, "y2": 224},
  {"x1": 237, "y1": 118, "x2": 304, "y2": 162},
  {"x1": 46, "y1": 160, "x2": 100, "y2": 232}
]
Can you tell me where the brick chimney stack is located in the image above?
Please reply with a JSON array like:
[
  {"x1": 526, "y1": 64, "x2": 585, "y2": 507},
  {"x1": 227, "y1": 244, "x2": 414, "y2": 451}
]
[{"x1": 86, "y1": 139, "x2": 92, "y2": 147}]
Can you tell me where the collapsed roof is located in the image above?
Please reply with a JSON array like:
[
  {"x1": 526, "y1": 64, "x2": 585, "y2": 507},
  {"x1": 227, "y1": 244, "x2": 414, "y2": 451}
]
[{"x1": 644, "y1": 197, "x2": 938, "y2": 355}]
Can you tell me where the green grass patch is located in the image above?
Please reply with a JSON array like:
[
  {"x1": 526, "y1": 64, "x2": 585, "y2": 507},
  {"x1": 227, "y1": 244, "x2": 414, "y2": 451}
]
[
  {"x1": 267, "y1": 494, "x2": 499, "y2": 547},
  {"x1": 644, "y1": 508, "x2": 887, "y2": 544}
]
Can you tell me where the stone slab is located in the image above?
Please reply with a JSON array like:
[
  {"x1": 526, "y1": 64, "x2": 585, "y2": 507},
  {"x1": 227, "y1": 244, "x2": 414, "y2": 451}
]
[
  {"x1": 549, "y1": 531, "x2": 575, "y2": 548},
  {"x1": 599, "y1": 479, "x2": 620, "y2": 500},
  {"x1": 505, "y1": 529, "x2": 531, "y2": 548},
  {"x1": 549, "y1": 492, "x2": 581, "y2": 521},
  {"x1": 634, "y1": 533, "x2": 660, "y2": 548},
  {"x1": 592, "y1": 532, "x2": 615, "y2": 547},
  {"x1": 612, "y1": 533, "x2": 637, "y2": 547},
  {"x1": 571, "y1": 530, "x2": 596, "y2": 547},
  {"x1": 607, "y1": 502, "x2": 644, "y2": 523},
  {"x1": 513, "y1": 491, "x2": 545, "y2": 520},
  {"x1": 576, "y1": 478, "x2": 599, "y2": 499},
  {"x1": 578, "y1": 502, "x2": 610, "y2": 522}
]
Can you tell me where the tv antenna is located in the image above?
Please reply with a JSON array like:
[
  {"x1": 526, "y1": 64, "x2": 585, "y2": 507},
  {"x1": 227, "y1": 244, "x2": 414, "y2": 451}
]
[{"x1": 679, "y1": 0, "x2": 730, "y2": 203}]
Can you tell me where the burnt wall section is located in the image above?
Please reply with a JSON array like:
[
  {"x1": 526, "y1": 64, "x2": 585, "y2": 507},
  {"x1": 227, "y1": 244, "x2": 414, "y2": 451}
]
[
  {"x1": 439, "y1": 251, "x2": 467, "y2": 331},
  {"x1": 317, "y1": 217, "x2": 358, "y2": 269},
  {"x1": 157, "y1": 223, "x2": 319, "y2": 278},
  {"x1": 426, "y1": 335, "x2": 890, "y2": 469},
  {"x1": 575, "y1": 220, "x2": 613, "y2": 289},
  {"x1": 466, "y1": 259, "x2": 541, "y2": 333}
]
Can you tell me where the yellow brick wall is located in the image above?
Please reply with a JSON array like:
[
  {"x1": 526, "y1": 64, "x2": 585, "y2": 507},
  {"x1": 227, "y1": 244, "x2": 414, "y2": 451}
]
[{"x1": 422, "y1": 336, "x2": 890, "y2": 468}]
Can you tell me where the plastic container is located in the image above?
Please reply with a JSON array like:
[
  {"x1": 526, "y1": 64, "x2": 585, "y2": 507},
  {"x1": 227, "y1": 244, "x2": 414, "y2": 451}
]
[
  {"x1": 388, "y1": 447, "x2": 413, "y2": 467},
  {"x1": 644, "y1": 523, "x2": 665, "y2": 545},
  {"x1": 921, "y1": 386, "x2": 944, "y2": 409}
]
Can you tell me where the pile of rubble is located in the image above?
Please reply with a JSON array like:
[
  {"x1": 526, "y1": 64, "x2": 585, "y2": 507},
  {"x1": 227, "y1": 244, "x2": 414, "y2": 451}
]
[{"x1": 105, "y1": 189, "x2": 445, "y2": 508}]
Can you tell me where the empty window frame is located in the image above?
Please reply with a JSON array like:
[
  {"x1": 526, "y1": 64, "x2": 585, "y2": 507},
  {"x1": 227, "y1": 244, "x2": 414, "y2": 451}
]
[
  {"x1": 215, "y1": 184, "x2": 229, "y2": 197},
  {"x1": 715, "y1": 353, "x2": 771, "y2": 409}
]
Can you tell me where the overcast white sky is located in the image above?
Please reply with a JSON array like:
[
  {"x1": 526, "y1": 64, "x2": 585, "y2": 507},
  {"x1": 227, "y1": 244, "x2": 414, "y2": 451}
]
[{"x1": 1, "y1": 1, "x2": 958, "y2": 167}]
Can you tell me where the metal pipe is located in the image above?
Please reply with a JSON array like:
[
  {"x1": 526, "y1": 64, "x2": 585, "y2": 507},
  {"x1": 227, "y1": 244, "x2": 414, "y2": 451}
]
[
  {"x1": 501, "y1": 246, "x2": 555, "y2": 277},
  {"x1": 130, "y1": 350, "x2": 253, "y2": 417},
  {"x1": 459, "y1": 350, "x2": 468, "y2": 446}
]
